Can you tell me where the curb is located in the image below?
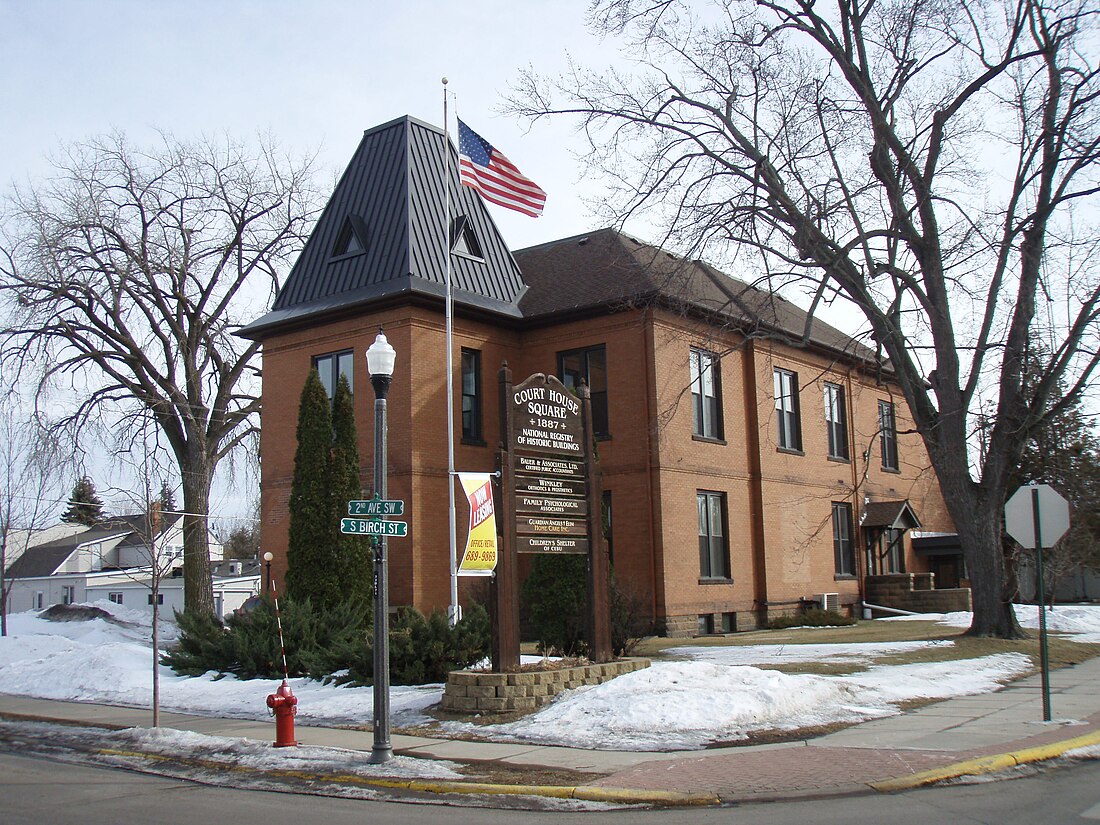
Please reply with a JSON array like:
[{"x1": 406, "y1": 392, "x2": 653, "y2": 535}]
[
  {"x1": 95, "y1": 748, "x2": 719, "y2": 807},
  {"x1": 871, "y1": 729, "x2": 1100, "y2": 792}
]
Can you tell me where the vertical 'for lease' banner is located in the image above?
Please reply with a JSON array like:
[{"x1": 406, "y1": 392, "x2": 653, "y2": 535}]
[{"x1": 458, "y1": 472, "x2": 497, "y2": 575}]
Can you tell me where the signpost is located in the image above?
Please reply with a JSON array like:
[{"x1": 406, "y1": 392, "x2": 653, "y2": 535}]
[
  {"x1": 349, "y1": 499, "x2": 405, "y2": 517},
  {"x1": 340, "y1": 518, "x2": 409, "y2": 537},
  {"x1": 1005, "y1": 482, "x2": 1071, "y2": 722},
  {"x1": 492, "y1": 368, "x2": 612, "y2": 671}
]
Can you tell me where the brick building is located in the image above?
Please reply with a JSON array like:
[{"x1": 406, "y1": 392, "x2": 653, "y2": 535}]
[{"x1": 241, "y1": 115, "x2": 965, "y2": 636}]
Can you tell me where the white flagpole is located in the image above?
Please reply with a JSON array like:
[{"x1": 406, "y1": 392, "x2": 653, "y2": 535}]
[{"x1": 443, "y1": 79, "x2": 460, "y2": 627}]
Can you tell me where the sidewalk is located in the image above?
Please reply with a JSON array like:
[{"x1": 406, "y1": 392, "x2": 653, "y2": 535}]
[{"x1": 3, "y1": 656, "x2": 1100, "y2": 806}]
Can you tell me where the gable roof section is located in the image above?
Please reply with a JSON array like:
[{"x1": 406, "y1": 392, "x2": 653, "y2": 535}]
[
  {"x1": 4, "y1": 524, "x2": 131, "y2": 578},
  {"x1": 240, "y1": 116, "x2": 525, "y2": 338},
  {"x1": 860, "y1": 500, "x2": 922, "y2": 530},
  {"x1": 4, "y1": 514, "x2": 184, "y2": 578},
  {"x1": 514, "y1": 228, "x2": 878, "y2": 363}
]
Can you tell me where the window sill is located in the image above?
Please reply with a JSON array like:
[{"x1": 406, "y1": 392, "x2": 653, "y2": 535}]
[
  {"x1": 827, "y1": 455, "x2": 851, "y2": 464},
  {"x1": 453, "y1": 250, "x2": 486, "y2": 264},
  {"x1": 698, "y1": 577, "x2": 734, "y2": 585},
  {"x1": 596, "y1": 434, "x2": 612, "y2": 442},
  {"x1": 776, "y1": 446, "x2": 805, "y2": 456},
  {"x1": 461, "y1": 437, "x2": 487, "y2": 448},
  {"x1": 881, "y1": 466, "x2": 901, "y2": 474},
  {"x1": 692, "y1": 434, "x2": 727, "y2": 445},
  {"x1": 833, "y1": 575, "x2": 857, "y2": 581}
]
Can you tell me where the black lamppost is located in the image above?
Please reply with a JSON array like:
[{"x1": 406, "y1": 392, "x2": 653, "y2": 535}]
[
  {"x1": 263, "y1": 552, "x2": 273, "y2": 595},
  {"x1": 366, "y1": 328, "x2": 396, "y2": 765}
]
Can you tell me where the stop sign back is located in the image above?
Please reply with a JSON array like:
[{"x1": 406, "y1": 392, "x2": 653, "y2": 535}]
[{"x1": 1004, "y1": 483, "x2": 1071, "y2": 549}]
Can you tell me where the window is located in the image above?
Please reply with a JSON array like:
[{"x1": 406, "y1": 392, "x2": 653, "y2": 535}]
[
  {"x1": 721, "y1": 612, "x2": 737, "y2": 633},
  {"x1": 313, "y1": 350, "x2": 354, "y2": 398},
  {"x1": 697, "y1": 491, "x2": 730, "y2": 579},
  {"x1": 62, "y1": 585, "x2": 75, "y2": 605},
  {"x1": 832, "y1": 502, "x2": 855, "y2": 577},
  {"x1": 690, "y1": 348, "x2": 723, "y2": 439},
  {"x1": 602, "y1": 490, "x2": 613, "y2": 565},
  {"x1": 773, "y1": 368, "x2": 802, "y2": 451},
  {"x1": 108, "y1": 592, "x2": 123, "y2": 605},
  {"x1": 868, "y1": 527, "x2": 906, "y2": 574},
  {"x1": 461, "y1": 348, "x2": 483, "y2": 443},
  {"x1": 698, "y1": 614, "x2": 715, "y2": 635},
  {"x1": 824, "y1": 383, "x2": 849, "y2": 460},
  {"x1": 558, "y1": 345, "x2": 609, "y2": 437},
  {"x1": 451, "y1": 215, "x2": 484, "y2": 259},
  {"x1": 147, "y1": 593, "x2": 165, "y2": 606},
  {"x1": 879, "y1": 400, "x2": 898, "y2": 470},
  {"x1": 34, "y1": 592, "x2": 44, "y2": 610},
  {"x1": 332, "y1": 215, "x2": 368, "y2": 258}
]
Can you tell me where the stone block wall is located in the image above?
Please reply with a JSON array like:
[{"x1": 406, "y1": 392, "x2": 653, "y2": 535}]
[
  {"x1": 865, "y1": 573, "x2": 972, "y2": 614},
  {"x1": 442, "y1": 658, "x2": 650, "y2": 714}
]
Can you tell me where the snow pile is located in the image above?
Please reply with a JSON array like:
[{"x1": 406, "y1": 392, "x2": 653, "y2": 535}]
[
  {"x1": 1, "y1": 602, "x2": 1098, "y2": 752},
  {"x1": 888, "y1": 603, "x2": 1100, "y2": 643},
  {"x1": 447, "y1": 653, "x2": 1031, "y2": 750}
]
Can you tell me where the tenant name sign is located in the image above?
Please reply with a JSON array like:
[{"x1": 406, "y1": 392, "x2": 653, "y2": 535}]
[{"x1": 510, "y1": 374, "x2": 589, "y2": 554}]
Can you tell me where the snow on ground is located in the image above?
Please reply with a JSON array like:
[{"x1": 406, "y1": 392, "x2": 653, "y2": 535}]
[
  {"x1": 888, "y1": 603, "x2": 1100, "y2": 643},
  {"x1": 1, "y1": 601, "x2": 1099, "y2": 753}
]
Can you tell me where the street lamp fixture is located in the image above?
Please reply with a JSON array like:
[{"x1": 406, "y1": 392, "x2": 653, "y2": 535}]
[
  {"x1": 262, "y1": 551, "x2": 273, "y2": 595},
  {"x1": 366, "y1": 328, "x2": 395, "y2": 764}
]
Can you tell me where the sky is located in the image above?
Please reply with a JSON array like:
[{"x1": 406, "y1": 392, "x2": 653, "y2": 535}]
[
  {"x1": 0, "y1": 0, "x2": 631, "y2": 521},
  {"x1": 3, "y1": 601, "x2": 1098, "y2": 756},
  {"x1": 0, "y1": 0, "x2": 617, "y2": 253}
]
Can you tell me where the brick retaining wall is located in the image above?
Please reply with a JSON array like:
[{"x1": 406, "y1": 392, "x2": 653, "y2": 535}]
[
  {"x1": 865, "y1": 573, "x2": 972, "y2": 614},
  {"x1": 442, "y1": 658, "x2": 651, "y2": 714}
]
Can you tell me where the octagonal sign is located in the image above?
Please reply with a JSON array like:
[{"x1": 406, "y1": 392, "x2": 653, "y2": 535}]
[{"x1": 1005, "y1": 483, "x2": 1071, "y2": 549}]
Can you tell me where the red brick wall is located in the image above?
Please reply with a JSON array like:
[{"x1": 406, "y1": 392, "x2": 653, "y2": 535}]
[{"x1": 257, "y1": 300, "x2": 954, "y2": 634}]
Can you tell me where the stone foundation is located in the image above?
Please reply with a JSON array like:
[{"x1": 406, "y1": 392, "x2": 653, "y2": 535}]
[
  {"x1": 865, "y1": 573, "x2": 972, "y2": 614},
  {"x1": 441, "y1": 658, "x2": 650, "y2": 714}
]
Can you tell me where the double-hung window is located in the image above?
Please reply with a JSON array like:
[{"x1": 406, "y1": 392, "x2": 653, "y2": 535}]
[
  {"x1": 879, "y1": 400, "x2": 898, "y2": 470},
  {"x1": 697, "y1": 491, "x2": 730, "y2": 579},
  {"x1": 832, "y1": 502, "x2": 855, "y2": 577},
  {"x1": 461, "y1": 348, "x2": 483, "y2": 443},
  {"x1": 690, "y1": 348, "x2": 723, "y2": 440},
  {"x1": 313, "y1": 349, "x2": 354, "y2": 399},
  {"x1": 558, "y1": 345, "x2": 609, "y2": 438},
  {"x1": 824, "y1": 382, "x2": 849, "y2": 460},
  {"x1": 774, "y1": 368, "x2": 802, "y2": 451}
]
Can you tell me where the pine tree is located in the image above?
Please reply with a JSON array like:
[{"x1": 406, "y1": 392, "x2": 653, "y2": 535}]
[
  {"x1": 155, "y1": 480, "x2": 177, "y2": 514},
  {"x1": 60, "y1": 477, "x2": 106, "y2": 526},
  {"x1": 286, "y1": 370, "x2": 338, "y2": 605},
  {"x1": 329, "y1": 374, "x2": 371, "y2": 605}
]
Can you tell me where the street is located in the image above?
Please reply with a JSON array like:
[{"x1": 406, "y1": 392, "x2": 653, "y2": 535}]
[{"x1": 3, "y1": 750, "x2": 1100, "y2": 824}]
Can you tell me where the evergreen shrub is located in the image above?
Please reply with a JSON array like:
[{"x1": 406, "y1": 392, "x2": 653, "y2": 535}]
[
  {"x1": 767, "y1": 608, "x2": 856, "y2": 630},
  {"x1": 163, "y1": 599, "x2": 490, "y2": 685}
]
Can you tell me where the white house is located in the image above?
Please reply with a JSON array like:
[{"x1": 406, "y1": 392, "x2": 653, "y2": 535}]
[{"x1": 3, "y1": 514, "x2": 253, "y2": 618}]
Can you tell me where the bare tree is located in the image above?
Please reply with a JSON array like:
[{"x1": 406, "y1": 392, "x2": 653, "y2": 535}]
[
  {"x1": 0, "y1": 406, "x2": 69, "y2": 636},
  {"x1": 0, "y1": 133, "x2": 322, "y2": 617},
  {"x1": 512, "y1": 0, "x2": 1100, "y2": 637}
]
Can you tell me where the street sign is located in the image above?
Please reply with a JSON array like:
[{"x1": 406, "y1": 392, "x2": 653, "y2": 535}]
[
  {"x1": 1005, "y1": 483, "x2": 1070, "y2": 549},
  {"x1": 340, "y1": 518, "x2": 409, "y2": 537},
  {"x1": 349, "y1": 499, "x2": 405, "y2": 516}
]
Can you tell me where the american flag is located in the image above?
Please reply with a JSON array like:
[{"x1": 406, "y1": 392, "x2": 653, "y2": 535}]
[{"x1": 458, "y1": 119, "x2": 546, "y2": 218}]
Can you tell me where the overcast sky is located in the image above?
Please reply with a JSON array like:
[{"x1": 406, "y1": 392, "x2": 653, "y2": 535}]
[
  {"x1": 0, "y1": 1, "x2": 634, "y2": 521},
  {"x1": 0, "y1": 0, "x2": 617, "y2": 251}
]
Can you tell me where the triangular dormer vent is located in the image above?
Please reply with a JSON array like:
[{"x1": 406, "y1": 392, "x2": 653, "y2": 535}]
[
  {"x1": 451, "y1": 215, "x2": 484, "y2": 260},
  {"x1": 332, "y1": 215, "x2": 368, "y2": 258}
]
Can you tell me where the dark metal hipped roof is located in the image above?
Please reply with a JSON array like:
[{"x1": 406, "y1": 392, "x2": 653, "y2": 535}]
[
  {"x1": 240, "y1": 116, "x2": 525, "y2": 339},
  {"x1": 860, "y1": 500, "x2": 922, "y2": 530}
]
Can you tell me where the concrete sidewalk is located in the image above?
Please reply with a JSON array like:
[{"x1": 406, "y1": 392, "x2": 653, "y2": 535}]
[{"x1": 3, "y1": 657, "x2": 1100, "y2": 805}]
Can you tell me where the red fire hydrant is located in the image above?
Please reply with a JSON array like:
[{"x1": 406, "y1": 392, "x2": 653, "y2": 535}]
[{"x1": 266, "y1": 679, "x2": 298, "y2": 747}]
